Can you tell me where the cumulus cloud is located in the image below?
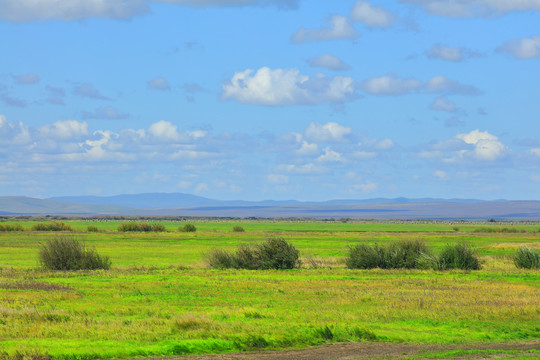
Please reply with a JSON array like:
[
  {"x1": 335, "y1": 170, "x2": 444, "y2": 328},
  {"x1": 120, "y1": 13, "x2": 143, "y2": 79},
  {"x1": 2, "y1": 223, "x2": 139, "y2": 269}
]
[
  {"x1": 39, "y1": 120, "x2": 89, "y2": 140},
  {"x1": 316, "y1": 147, "x2": 344, "y2": 162},
  {"x1": 0, "y1": 115, "x2": 31, "y2": 145},
  {"x1": 296, "y1": 141, "x2": 319, "y2": 156},
  {"x1": 156, "y1": 0, "x2": 298, "y2": 8},
  {"x1": 307, "y1": 54, "x2": 351, "y2": 71},
  {"x1": 0, "y1": 0, "x2": 150, "y2": 22},
  {"x1": 74, "y1": 83, "x2": 110, "y2": 100},
  {"x1": 496, "y1": 36, "x2": 540, "y2": 59},
  {"x1": 360, "y1": 74, "x2": 423, "y2": 95},
  {"x1": 267, "y1": 174, "x2": 289, "y2": 184},
  {"x1": 148, "y1": 77, "x2": 171, "y2": 91},
  {"x1": 222, "y1": 67, "x2": 358, "y2": 106},
  {"x1": 13, "y1": 73, "x2": 40, "y2": 85},
  {"x1": 304, "y1": 122, "x2": 352, "y2": 143},
  {"x1": 147, "y1": 120, "x2": 182, "y2": 142},
  {"x1": 401, "y1": 0, "x2": 540, "y2": 17},
  {"x1": 291, "y1": 15, "x2": 359, "y2": 43},
  {"x1": 426, "y1": 44, "x2": 482, "y2": 62},
  {"x1": 434, "y1": 170, "x2": 448, "y2": 179},
  {"x1": 530, "y1": 148, "x2": 540, "y2": 157},
  {"x1": 430, "y1": 96, "x2": 456, "y2": 112},
  {"x1": 426, "y1": 76, "x2": 480, "y2": 95},
  {"x1": 426, "y1": 129, "x2": 509, "y2": 162},
  {"x1": 82, "y1": 106, "x2": 129, "y2": 120},
  {"x1": 350, "y1": 1, "x2": 395, "y2": 28}
]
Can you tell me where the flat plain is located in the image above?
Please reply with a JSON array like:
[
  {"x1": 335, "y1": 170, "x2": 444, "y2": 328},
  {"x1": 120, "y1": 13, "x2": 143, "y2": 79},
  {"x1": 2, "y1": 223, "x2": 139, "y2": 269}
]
[{"x1": 0, "y1": 219, "x2": 539, "y2": 359}]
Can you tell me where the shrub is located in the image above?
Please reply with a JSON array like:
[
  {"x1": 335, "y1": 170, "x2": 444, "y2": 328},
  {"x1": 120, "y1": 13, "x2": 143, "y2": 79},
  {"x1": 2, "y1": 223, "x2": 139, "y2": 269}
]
[
  {"x1": 39, "y1": 236, "x2": 111, "y2": 271},
  {"x1": 438, "y1": 242, "x2": 481, "y2": 270},
  {"x1": 232, "y1": 225, "x2": 245, "y2": 232},
  {"x1": 118, "y1": 222, "x2": 165, "y2": 232},
  {"x1": 346, "y1": 239, "x2": 431, "y2": 269},
  {"x1": 206, "y1": 237, "x2": 300, "y2": 270},
  {"x1": 514, "y1": 247, "x2": 540, "y2": 269},
  {"x1": 256, "y1": 237, "x2": 300, "y2": 270},
  {"x1": 0, "y1": 223, "x2": 24, "y2": 232},
  {"x1": 32, "y1": 221, "x2": 73, "y2": 231},
  {"x1": 87, "y1": 225, "x2": 99, "y2": 232},
  {"x1": 180, "y1": 224, "x2": 197, "y2": 232}
]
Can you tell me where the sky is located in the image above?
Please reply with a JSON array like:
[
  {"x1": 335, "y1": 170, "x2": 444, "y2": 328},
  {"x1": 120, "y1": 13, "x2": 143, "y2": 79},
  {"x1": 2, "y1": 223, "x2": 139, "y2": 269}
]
[{"x1": 1, "y1": 0, "x2": 539, "y2": 201}]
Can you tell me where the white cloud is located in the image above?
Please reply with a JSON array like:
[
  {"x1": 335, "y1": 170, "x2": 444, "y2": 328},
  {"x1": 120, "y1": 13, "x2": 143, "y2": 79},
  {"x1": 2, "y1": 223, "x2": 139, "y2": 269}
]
[
  {"x1": 154, "y1": 0, "x2": 298, "y2": 9},
  {"x1": 430, "y1": 96, "x2": 456, "y2": 112},
  {"x1": 360, "y1": 74, "x2": 423, "y2": 95},
  {"x1": 148, "y1": 77, "x2": 171, "y2": 91},
  {"x1": 304, "y1": 122, "x2": 352, "y2": 143},
  {"x1": 530, "y1": 148, "x2": 540, "y2": 157},
  {"x1": 222, "y1": 67, "x2": 357, "y2": 106},
  {"x1": 0, "y1": 0, "x2": 149, "y2": 22},
  {"x1": 278, "y1": 163, "x2": 327, "y2": 175},
  {"x1": 147, "y1": 120, "x2": 182, "y2": 142},
  {"x1": 82, "y1": 106, "x2": 129, "y2": 120},
  {"x1": 267, "y1": 174, "x2": 289, "y2": 184},
  {"x1": 374, "y1": 138, "x2": 395, "y2": 150},
  {"x1": 350, "y1": 1, "x2": 395, "y2": 28},
  {"x1": 296, "y1": 141, "x2": 319, "y2": 156},
  {"x1": 0, "y1": 115, "x2": 31, "y2": 145},
  {"x1": 14, "y1": 73, "x2": 40, "y2": 85},
  {"x1": 426, "y1": 76, "x2": 480, "y2": 95},
  {"x1": 401, "y1": 0, "x2": 540, "y2": 17},
  {"x1": 307, "y1": 54, "x2": 351, "y2": 71},
  {"x1": 39, "y1": 120, "x2": 89, "y2": 140},
  {"x1": 74, "y1": 83, "x2": 110, "y2": 100},
  {"x1": 428, "y1": 44, "x2": 461, "y2": 62},
  {"x1": 434, "y1": 170, "x2": 448, "y2": 179},
  {"x1": 456, "y1": 130, "x2": 508, "y2": 161},
  {"x1": 497, "y1": 36, "x2": 540, "y2": 59},
  {"x1": 194, "y1": 183, "x2": 208, "y2": 194},
  {"x1": 352, "y1": 151, "x2": 377, "y2": 159},
  {"x1": 291, "y1": 15, "x2": 359, "y2": 43},
  {"x1": 316, "y1": 147, "x2": 344, "y2": 162},
  {"x1": 355, "y1": 182, "x2": 378, "y2": 192}
]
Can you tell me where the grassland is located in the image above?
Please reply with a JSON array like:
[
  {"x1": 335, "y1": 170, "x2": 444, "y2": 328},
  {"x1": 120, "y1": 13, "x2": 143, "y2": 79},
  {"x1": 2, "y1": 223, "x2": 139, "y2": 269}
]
[{"x1": 0, "y1": 219, "x2": 539, "y2": 359}]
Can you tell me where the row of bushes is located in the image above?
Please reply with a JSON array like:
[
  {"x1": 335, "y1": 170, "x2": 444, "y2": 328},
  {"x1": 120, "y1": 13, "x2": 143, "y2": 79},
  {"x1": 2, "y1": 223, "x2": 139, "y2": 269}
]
[
  {"x1": 207, "y1": 237, "x2": 300, "y2": 270},
  {"x1": 37, "y1": 236, "x2": 540, "y2": 271}
]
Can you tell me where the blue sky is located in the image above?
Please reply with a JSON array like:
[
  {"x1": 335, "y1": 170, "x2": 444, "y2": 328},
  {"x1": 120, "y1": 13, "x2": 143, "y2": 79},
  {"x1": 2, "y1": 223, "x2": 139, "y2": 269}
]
[{"x1": 1, "y1": 0, "x2": 539, "y2": 201}]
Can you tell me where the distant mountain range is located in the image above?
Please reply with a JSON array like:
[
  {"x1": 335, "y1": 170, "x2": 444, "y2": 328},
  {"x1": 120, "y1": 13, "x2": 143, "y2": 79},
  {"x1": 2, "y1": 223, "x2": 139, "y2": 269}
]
[{"x1": 0, "y1": 193, "x2": 539, "y2": 219}]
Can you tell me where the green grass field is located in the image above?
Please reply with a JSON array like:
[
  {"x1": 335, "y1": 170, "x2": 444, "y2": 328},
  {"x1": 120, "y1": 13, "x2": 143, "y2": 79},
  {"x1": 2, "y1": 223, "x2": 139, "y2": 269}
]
[{"x1": 0, "y1": 220, "x2": 539, "y2": 359}]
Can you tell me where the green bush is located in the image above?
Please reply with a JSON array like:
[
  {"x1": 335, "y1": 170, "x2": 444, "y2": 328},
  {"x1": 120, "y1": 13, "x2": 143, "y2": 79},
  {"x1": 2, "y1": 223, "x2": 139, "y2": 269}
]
[
  {"x1": 206, "y1": 237, "x2": 300, "y2": 270},
  {"x1": 346, "y1": 239, "x2": 431, "y2": 269},
  {"x1": 514, "y1": 247, "x2": 540, "y2": 269},
  {"x1": 39, "y1": 236, "x2": 111, "y2": 271},
  {"x1": 32, "y1": 221, "x2": 73, "y2": 231},
  {"x1": 438, "y1": 242, "x2": 481, "y2": 270},
  {"x1": 0, "y1": 223, "x2": 24, "y2": 232},
  {"x1": 180, "y1": 224, "x2": 197, "y2": 232},
  {"x1": 118, "y1": 222, "x2": 165, "y2": 232},
  {"x1": 232, "y1": 225, "x2": 245, "y2": 232},
  {"x1": 87, "y1": 225, "x2": 99, "y2": 232}
]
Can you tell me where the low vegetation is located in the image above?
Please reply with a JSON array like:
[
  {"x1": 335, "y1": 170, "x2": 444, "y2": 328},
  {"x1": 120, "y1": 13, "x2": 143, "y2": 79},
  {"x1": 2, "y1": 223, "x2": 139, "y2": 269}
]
[
  {"x1": 0, "y1": 223, "x2": 24, "y2": 232},
  {"x1": 39, "y1": 236, "x2": 111, "y2": 270},
  {"x1": 346, "y1": 240, "x2": 481, "y2": 270},
  {"x1": 32, "y1": 221, "x2": 73, "y2": 231},
  {"x1": 180, "y1": 223, "x2": 197, "y2": 232},
  {"x1": 513, "y1": 247, "x2": 540, "y2": 269},
  {"x1": 232, "y1": 225, "x2": 245, "y2": 232},
  {"x1": 118, "y1": 222, "x2": 166, "y2": 232},
  {"x1": 207, "y1": 237, "x2": 300, "y2": 269}
]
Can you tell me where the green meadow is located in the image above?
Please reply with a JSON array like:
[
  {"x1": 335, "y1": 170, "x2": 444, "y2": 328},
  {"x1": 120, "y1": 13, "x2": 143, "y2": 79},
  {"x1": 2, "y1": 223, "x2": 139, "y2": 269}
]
[{"x1": 0, "y1": 219, "x2": 539, "y2": 359}]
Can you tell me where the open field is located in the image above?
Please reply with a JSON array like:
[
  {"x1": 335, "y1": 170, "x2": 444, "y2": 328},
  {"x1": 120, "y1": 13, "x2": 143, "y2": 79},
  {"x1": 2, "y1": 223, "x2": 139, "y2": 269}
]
[{"x1": 0, "y1": 220, "x2": 539, "y2": 359}]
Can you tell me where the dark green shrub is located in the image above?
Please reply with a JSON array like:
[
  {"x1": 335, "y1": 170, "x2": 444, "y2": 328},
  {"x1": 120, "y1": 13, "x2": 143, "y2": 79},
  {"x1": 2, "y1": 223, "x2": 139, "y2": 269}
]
[
  {"x1": 118, "y1": 222, "x2": 165, "y2": 232},
  {"x1": 316, "y1": 325, "x2": 334, "y2": 340},
  {"x1": 256, "y1": 237, "x2": 300, "y2": 270},
  {"x1": 514, "y1": 247, "x2": 540, "y2": 269},
  {"x1": 32, "y1": 221, "x2": 73, "y2": 231},
  {"x1": 39, "y1": 236, "x2": 111, "y2": 271},
  {"x1": 206, "y1": 237, "x2": 300, "y2": 270},
  {"x1": 438, "y1": 242, "x2": 481, "y2": 270},
  {"x1": 232, "y1": 225, "x2": 245, "y2": 232},
  {"x1": 205, "y1": 249, "x2": 236, "y2": 269},
  {"x1": 0, "y1": 223, "x2": 24, "y2": 232},
  {"x1": 0, "y1": 350, "x2": 52, "y2": 360},
  {"x1": 87, "y1": 225, "x2": 99, "y2": 232},
  {"x1": 346, "y1": 244, "x2": 384, "y2": 269},
  {"x1": 346, "y1": 239, "x2": 431, "y2": 269},
  {"x1": 180, "y1": 224, "x2": 197, "y2": 232}
]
